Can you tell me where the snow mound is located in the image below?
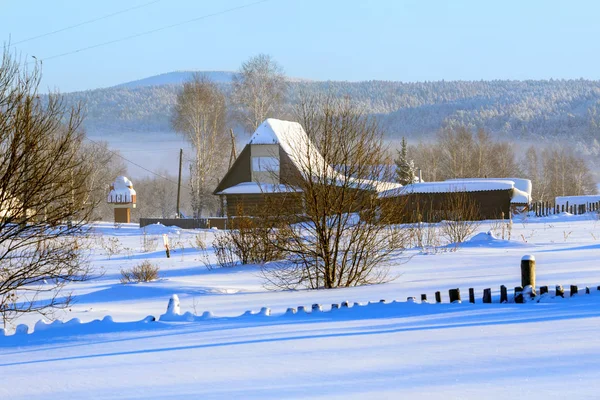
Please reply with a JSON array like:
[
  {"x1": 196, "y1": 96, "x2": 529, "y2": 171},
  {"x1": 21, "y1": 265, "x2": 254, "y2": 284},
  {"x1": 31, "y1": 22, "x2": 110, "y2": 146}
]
[
  {"x1": 458, "y1": 231, "x2": 529, "y2": 248},
  {"x1": 142, "y1": 223, "x2": 182, "y2": 235}
]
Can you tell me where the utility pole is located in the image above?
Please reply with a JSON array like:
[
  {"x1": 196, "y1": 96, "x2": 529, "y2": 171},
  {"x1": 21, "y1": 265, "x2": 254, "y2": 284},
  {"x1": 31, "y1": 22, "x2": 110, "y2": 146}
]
[
  {"x1": 176, "y1": 148, "x2": 182, "y2": 218},
  {"x1": 229, "y1": 128, "x2": 237, "y2": 168}
]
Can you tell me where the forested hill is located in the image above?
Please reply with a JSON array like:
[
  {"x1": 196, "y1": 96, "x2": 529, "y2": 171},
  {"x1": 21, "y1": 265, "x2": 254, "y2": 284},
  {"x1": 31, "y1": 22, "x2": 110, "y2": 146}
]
[{"x1": 65, "y1": 75, "x2": 600, "y2": 150}]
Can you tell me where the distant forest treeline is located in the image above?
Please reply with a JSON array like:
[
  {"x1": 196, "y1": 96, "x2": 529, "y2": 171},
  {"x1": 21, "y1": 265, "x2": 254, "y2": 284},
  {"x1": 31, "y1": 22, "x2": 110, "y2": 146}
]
[{"x1": 65, "y1": 78, "x2": 600, "y2": 155}]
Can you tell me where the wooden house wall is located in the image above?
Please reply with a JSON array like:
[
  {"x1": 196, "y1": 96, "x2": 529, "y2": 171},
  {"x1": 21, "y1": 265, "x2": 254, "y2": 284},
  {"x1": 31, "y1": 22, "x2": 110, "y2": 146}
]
[
  {"x1": 225, "y1": 193, "x2": 304, "y2": 217},
  {"x1": 382, "y1": 189, "x2": 513, "y2": 223}
]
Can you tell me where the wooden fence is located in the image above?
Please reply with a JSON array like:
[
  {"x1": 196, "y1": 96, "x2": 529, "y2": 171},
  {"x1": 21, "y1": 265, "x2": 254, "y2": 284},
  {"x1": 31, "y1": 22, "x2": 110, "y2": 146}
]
[
  {"x1": 407, "y1": 284, "x2": 592, "y2": 305},
  {"x1": 139, "y1": 217, "x2": 227, "y2": 230},
  {"x1": 531, "y1": 201, "x2": 600, "y2": 217}
]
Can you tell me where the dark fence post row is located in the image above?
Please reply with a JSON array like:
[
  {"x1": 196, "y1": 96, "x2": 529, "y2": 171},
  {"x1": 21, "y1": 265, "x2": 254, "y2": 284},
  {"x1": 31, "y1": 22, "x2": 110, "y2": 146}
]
[
  {"x1": 406, "y1": 255, "x2": 590, "y2": 305},
  {"x1": 534, "y1": 201, "x2": 600, "y2": 217},
  {"x1": 412, "y1": 283, "x2": 586, "y2": 305}
]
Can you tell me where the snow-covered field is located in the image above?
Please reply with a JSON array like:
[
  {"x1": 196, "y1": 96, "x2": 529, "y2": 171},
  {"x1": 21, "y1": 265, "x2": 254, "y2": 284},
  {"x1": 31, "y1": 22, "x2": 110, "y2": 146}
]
[{"x1": 4, "y1": 214, "x2": 600, "y2": 399}]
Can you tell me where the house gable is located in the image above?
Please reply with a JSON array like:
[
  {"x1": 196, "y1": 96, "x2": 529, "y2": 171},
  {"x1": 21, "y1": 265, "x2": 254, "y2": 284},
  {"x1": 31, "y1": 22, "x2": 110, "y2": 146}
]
[{"x1": 213, "y1": 144, "x2": 251, "y2": 194}]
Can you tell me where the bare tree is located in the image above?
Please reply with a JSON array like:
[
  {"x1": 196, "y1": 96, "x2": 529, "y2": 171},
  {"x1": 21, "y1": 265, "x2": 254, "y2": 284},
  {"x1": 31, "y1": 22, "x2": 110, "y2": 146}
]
[
  {"x1": 438, "y1": 191, "x2": 482, "y2": 247},
  {"x1": 232, "y1": 54, "x2": 288, "y2": 132},
  {"x1": 132, "y1": 171, "x2": 183, "y2": 220},
  {"x1": 262, "y1": 95, "x2": 408, "y2": 290},
  {"x1": 0, "y1": 48, "x2": 95, "y2": 327},
  {"x1": 527, "y1": 145, "x2": 597, "y2": 201},
  {"x1": 79, "y1": 140, "x2": 127, "y2": 221},
  {"x1": 411, "y1": 142, "x2": 442, "y2": 182},
  {"x1": 172, "y1": 74, "x2": 229, "y2": 217},
  {"x1": 412, "y1": 126, "x2": 519, "y2": 181}
]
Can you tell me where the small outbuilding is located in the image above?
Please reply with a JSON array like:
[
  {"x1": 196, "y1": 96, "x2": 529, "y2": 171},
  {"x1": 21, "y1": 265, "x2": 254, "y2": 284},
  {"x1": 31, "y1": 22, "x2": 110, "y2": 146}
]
[
  {"x1": 446, "y1": 177, "x2": 532, "y2": 214},
  {"x1": 379, "y1": 179, "x2": 519, "y2": 223},
  {"x1": 107, "y1": 176, "x2": 137, "y2": 223}
]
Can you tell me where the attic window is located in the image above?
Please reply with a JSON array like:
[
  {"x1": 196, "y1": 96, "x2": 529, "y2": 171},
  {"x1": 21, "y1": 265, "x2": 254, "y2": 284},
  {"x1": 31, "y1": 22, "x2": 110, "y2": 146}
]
[{"x1": 252, "y1": 156, "x2": 279, "y2": 172}]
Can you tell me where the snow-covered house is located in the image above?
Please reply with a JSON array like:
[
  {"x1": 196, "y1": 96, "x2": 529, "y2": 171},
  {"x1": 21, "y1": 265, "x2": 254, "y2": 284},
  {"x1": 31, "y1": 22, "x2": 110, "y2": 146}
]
[
  {"x1": 379, "y1": 179, "x2": 521, "y2": 222},
  {"x1": 214, "y1": 119, "x2": 399, "y2": 217}
]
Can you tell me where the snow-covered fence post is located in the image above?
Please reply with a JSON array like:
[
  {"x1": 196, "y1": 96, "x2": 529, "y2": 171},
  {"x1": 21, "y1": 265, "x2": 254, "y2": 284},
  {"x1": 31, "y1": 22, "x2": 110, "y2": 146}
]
[
  {"x1": 483, "y1": 288, "x2": 492, "y2": 303},
  {"x1": 521, "y1": 255, "x2": 536, "y2": 296},
  {"x1": 421, "y1": 294, "x2": 427, "y2": 302},
  {"x1": 435, "y1": 291, "x2": 442, "y2": 303},
  {"x1": 570, "y1": 285, "x2": 578, "y2": 297},
  {"x1": 556, "y1": 285, "x2": 565, "y2": 298},
  {"x1": 540, "y1": 286, "x2": 548, "y2": 295},
  {"x1": 449, "y1": 288, "x2": 461, "y2": 303},
  {"x1": 468, "y1": 288, "x2": 475, "y2": 303},
  {"x1": 514, "y1": 286, "x2": 524, "y2": 303},
  {"x1": 500, "y1": 285, "x2": 508, "y2": 303},
  {"x1": 542, "y1": 201, "x2": 548, "y2": 217},
  {"x1": 163, "y1": 234, "x2": 170, "y2": 258},
  {"x1": 166, "y1": 294, "x2": 180, "y2": 315}
]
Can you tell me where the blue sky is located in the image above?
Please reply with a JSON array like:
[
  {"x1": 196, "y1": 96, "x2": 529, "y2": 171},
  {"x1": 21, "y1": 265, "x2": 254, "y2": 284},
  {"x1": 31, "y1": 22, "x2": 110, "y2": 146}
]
[{"x1": 1, "y1": 0, "x2": 599, "y2": 92}]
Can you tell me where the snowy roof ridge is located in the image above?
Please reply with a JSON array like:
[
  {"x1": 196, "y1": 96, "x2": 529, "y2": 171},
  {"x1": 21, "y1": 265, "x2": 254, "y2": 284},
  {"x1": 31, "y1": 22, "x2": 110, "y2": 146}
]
[
  {"x1": 379, "y1": 180, "x2": 515, "y2": 198},
  {"x1": 216, "y1": 181, "x2": 301, "y2": 195},
  {"x1": 445, "y1": 177, "x2": 532, "y2": 196},
  {"x1": 248, "y1": 119, "x2": 397, "y2": 193}
]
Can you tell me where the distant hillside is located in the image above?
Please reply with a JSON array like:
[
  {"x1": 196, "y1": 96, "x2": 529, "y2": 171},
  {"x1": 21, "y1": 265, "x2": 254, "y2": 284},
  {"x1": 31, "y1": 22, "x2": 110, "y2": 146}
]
[
  {"x1": 63, "y1": 74, "x2": 600, "y2": 157},
  {"x1": 113, "y1": 71, "x2": 237, "y2": 89}
]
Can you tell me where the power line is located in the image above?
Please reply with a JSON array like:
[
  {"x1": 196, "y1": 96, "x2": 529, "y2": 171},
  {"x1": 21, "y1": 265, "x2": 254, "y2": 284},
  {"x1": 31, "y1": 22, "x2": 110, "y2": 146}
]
[
  {"x1": 37, "y1": 0, "x2": 272, "y2": 63},
  {"x1": 84, "y1": 136, "x2": 191, "y2": 189},
  {"x1": 11, "y1": 0, "x2": 164, "y2": 46},
  {"x1": 119, "y1": 147, "x2": 188, "y2": 153}
]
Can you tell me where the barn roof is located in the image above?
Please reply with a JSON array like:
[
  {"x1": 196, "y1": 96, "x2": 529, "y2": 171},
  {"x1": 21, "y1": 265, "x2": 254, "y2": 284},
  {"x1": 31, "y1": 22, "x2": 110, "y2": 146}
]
[
  {"x1": 379, "y1": 179, "x2": 515, "y2": 198},
  {"x1": 446, "y1": 177, "x2": 532, "y2": 201}
]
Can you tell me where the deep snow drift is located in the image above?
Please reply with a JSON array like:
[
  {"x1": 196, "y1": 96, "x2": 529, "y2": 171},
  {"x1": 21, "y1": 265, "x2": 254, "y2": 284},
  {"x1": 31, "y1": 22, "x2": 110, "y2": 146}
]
[{"x1": 3, "y1": 215, "x2": 600, "y2": 399}]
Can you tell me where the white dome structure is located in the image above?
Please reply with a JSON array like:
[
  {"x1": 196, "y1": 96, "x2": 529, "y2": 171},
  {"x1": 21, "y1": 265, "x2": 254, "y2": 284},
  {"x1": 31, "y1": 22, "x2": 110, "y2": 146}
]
[
  {"x1": 107, "y1": 176, "x2": 136, "y2": 223},
  {"x1": 108, "y1": 176, "x2": 137, "y2": 204}
]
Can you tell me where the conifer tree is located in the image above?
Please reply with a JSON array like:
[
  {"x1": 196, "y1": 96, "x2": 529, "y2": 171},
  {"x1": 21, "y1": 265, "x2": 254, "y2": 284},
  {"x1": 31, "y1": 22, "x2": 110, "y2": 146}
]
[{"x1": 395, "y1": 137, "x2": 417, "y2": 185}]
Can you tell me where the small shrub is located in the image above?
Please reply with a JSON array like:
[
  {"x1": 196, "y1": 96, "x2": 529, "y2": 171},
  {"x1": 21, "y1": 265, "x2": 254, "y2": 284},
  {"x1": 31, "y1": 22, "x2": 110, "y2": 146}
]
[
  {"x1": 193, "y1": 233, "x2": 206, "y2": 251},
  {"x1": 490, "y1": 215, "x2": 513, "y2": 241},
  {"x1": 213, "y1": 233, "x2": 238, "y2": 268},
  {"x1": 141, "y1": 232, "x2": 159, "y2": 253},
  {"x1": 120, "y1": 260, "x2": 160, "y2": 283},
  {"x1": 439, "y1": 192, "x2": 481, "y2": 247},
  {"x1": 101, "y1": 237, "x2": 122, "y2": 260},
  {"x1": 228, "y1": 217, "x2": 284, "y2": 264}
]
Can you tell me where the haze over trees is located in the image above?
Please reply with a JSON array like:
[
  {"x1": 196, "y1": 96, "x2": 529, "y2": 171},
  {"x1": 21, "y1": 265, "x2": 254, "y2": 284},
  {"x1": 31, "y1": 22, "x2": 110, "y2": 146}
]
[
  {"x1": 65, "y1": 78, "x2": 600, "y2": 146},
  {"x1": 52, "y1": 60, "x2": 600, "y2": 221},
  {"x1": 407, "y1": 126, "x2": 596, "y2": 201}
]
